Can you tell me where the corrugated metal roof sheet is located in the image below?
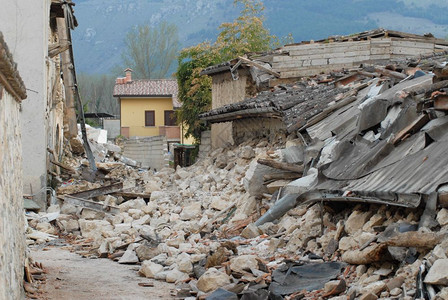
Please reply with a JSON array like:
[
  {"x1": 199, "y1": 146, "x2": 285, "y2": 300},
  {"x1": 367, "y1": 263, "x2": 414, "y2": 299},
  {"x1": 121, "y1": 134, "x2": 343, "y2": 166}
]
[{"x1": 340, "y1": 140, "x2": 448, "y2": 195}]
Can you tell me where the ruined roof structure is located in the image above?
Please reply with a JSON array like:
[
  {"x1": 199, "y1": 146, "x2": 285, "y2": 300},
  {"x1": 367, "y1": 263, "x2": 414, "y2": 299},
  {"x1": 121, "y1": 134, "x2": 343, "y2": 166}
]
[
  {"x1": 0, "y1": 32, "x2": 27, "y2": 101},
  {"x1": 202, "y1": 49, "x2": 448, "y2": 210}
]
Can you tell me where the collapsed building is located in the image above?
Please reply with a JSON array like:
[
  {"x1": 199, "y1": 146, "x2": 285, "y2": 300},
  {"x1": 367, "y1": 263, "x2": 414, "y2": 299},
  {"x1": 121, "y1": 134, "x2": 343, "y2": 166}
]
[
  {"x1": 23, "y1": 29, "x2": 448, "y2": 300},
  {"x1": 201, "y1": 28, "x2": 448, "y2": 148}
]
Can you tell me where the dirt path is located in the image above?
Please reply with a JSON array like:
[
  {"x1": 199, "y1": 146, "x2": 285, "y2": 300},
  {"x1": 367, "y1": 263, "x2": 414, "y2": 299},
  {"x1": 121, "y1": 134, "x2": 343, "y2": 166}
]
[{"x1": 31, "y1": 246, "x2": 176, "y2": 300}]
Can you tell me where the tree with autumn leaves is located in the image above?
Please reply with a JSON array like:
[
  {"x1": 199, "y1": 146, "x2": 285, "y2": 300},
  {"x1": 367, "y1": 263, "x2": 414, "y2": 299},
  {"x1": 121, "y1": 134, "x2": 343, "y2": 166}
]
[{"x1": 176, "y1": 0, "x2": 279, "y2": 142}]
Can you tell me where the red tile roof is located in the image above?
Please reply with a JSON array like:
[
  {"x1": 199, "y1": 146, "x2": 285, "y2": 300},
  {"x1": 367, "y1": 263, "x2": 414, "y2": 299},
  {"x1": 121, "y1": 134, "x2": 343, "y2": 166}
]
[{"x1": 113, "y1": 79, "x2": 180, "y2": 108}]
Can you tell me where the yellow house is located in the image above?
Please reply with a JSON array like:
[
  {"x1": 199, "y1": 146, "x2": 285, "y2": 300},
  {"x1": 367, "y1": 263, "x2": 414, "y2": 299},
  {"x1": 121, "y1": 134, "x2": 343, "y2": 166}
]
[{"x1": 113, "y1": 69, "x2": 190, "y2": 144}]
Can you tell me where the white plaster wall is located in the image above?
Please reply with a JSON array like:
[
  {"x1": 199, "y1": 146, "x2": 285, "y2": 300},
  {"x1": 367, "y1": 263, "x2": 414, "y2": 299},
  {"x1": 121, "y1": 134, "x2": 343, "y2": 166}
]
[
  {"x1": 0, "y1": 0, "x2": 51, "y2": 207},
  {"x1": 0, "y1": 88, "x2": 26, "y2": 300}
]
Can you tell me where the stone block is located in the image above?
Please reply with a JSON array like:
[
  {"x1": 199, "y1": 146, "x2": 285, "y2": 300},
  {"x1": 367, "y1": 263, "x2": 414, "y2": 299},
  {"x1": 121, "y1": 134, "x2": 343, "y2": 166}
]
[{"x1": 196, "y1": 268, "x2": 231, "y2": 293}]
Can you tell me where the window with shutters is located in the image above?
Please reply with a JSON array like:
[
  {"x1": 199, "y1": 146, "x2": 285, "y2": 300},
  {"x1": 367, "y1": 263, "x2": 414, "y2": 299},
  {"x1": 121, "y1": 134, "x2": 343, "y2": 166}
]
[
  {"x1": 164, "y1": 110, "x2": 177, "y2": 126},
  {"x1": 145, "y1": 110, "x2": 155, "y2": 126}
]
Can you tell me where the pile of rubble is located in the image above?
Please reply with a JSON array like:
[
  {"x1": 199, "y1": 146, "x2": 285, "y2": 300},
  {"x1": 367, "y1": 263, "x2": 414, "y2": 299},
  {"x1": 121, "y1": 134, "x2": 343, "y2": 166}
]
[{"x1": 27, "y1": 54, "x2": 448, "y2": 300}]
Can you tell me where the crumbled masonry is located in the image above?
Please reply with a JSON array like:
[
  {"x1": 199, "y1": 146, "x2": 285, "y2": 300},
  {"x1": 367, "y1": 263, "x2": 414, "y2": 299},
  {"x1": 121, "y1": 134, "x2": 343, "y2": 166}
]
[{"x1": 26, "y1": 54, "x2": 448, "y2": 299}]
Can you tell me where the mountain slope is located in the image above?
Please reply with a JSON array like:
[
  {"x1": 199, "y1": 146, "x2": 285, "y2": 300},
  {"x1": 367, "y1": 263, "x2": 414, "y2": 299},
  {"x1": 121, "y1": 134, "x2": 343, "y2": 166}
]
[{"x1": 71, "y1": 0, "x2": 448, "y2": 75}]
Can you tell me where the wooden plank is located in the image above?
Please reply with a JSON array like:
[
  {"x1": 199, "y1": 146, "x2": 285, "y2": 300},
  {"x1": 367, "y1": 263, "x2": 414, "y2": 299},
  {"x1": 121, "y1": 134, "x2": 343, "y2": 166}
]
[
  {"x1": 392, "y1": 114, "x2": 430, "y2": 145},
  {"x1": 112, "y1": 191, "x2": 152, "y2": 199},
  {"x1": 263, "y1": 172, "x2": 302, "y2": 182},
  {"x1": 385, "y1": 231, "x2": 442, "y2": 249},
  {"x1": 49, "y1": 159, "x2": 76, "y2": 174},
  {"x1": 374, "y1": 67, "x2": 407, "y2": 79},
  {"x1": 257, "y1": 158, "x2": 304, "y2": 173},
  {"x1": 266, "y1": 180, "x2": 291, "y2": 194},
  {"x1": 434, "y1": 95, "x2": 448, "y2": 111},
  {"x1": 408, "y1": 80, "x2": 448, "y2": 96},
  {"x1": 69, "y1": 182, "x2": 124, "y2": 199},
  {"x1": 56, "y1": 18, "x2": 77, "y2": 139},
  {"x1": 63, "y1": 195, "x2": 120, "y2": 214},
  {"x1": 238, "y1": 56, "x2": 280, "y2": 77},
  {"x1": 48, "y1": 42, "x2": 70, "y2": 58},
  {"x1": 357, "y1": 70, "x2": 380, "y2": 77},
  {"x1": 387, "y1": 30, "x2": 438, "y2": 41},
  {"x1": 24, "y1": 258, "x2": 33, "y2": 283}
]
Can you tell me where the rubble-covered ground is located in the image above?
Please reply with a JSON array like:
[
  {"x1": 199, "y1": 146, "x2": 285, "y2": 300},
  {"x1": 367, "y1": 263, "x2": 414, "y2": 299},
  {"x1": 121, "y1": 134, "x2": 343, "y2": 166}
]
[{"x1": 26, "y1": 55, "x2": 448, "y2": 300}]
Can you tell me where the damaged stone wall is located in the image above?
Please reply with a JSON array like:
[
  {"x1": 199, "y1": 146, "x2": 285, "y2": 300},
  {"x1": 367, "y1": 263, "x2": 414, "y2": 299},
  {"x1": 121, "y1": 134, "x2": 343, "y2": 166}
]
[
  {"x1": 0, "y1": 37, "x2": 26, "y2": 300},
  {"x1": 211, "y1": 69, "x2": 255, "y2": 149},
  {"x1": 233, "y1": 117, "x2": 285, "y2": 145},
  {"x1": 0, "y1": 0, "x2": 52, "y2": 209},
  {"x1": 274, "y1": 38, "x2": 437, "y2": 78},
  {"x1": 0, "y1": 85, "x2": 26, "y2": 300},
  {"x1": 123, "y1": 136, "x2": 168, "y2": 170},
  {"x1": 46, "y1": 22, "x2": 66, "y2": 177}
]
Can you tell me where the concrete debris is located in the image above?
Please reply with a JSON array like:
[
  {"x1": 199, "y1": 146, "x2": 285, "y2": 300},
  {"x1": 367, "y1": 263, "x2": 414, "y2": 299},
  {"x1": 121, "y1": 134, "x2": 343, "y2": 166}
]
[
  {"x1": 24, "y1": 53, "x2": 448, "y2": 299},
  {"x1": 118, "y1": 247, "x2": 139, "y2": 264},
  {"x1": 424, "y1": 259, "x2": 448, "y2": 285},
  {"x1": 196, "y1": 268, "x2": 231, "y2": 293},
  {"x1": 229, "y1": 255, "x2": 258, "y2": 273},
  {"x1": 139, "y1": 261, "x2": 164, "y2": 278}
]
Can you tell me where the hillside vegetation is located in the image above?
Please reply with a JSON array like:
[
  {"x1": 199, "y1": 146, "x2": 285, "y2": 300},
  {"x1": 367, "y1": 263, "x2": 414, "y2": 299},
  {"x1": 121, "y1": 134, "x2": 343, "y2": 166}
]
[{"x1": 72, "y1": 0, "x2": 448, "y2": 74}]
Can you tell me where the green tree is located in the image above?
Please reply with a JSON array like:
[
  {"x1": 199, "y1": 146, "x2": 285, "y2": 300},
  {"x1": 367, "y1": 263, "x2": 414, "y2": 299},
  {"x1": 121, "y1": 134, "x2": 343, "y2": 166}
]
[
  {"x1": 216, "y1": 0, "x2": 273, "y2": 60},
  {"x1": 176, "y1": 0, "x2": 276, "y2": 142},
  {"x1": 121, "y1": 21, "x2": 179, "y2": 79}
]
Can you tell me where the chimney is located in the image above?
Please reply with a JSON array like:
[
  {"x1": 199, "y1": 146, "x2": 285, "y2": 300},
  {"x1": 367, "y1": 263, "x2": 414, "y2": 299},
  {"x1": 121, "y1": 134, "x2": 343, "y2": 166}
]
[{"x1": 124, "y1": 68, "x2": 133, "y2": 83}]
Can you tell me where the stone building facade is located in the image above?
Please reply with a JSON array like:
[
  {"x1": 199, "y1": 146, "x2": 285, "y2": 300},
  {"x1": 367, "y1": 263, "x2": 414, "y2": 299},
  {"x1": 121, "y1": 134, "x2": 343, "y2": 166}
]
[
  {"x1": 0, "y1": 32, "x2": 27, "y2": 300},
  {"x1": 0, "y1": 0, "x2": 78, "y2": 209}
]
